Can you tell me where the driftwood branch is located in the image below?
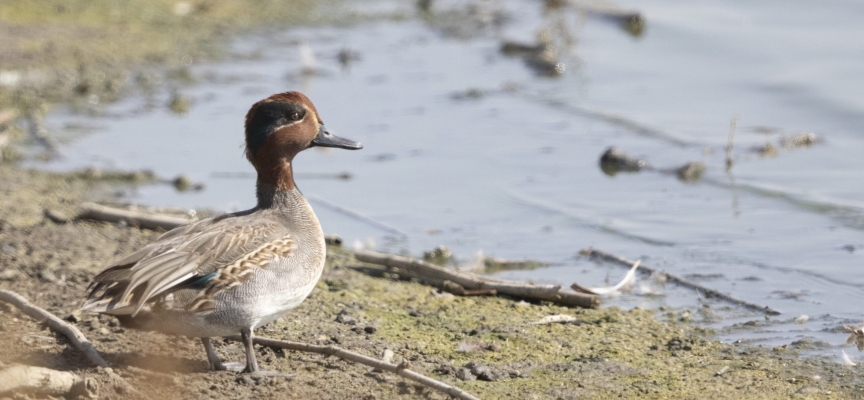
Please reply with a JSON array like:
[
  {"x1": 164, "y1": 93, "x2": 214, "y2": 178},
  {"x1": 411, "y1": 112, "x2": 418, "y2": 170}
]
[
  {"x1": 77, "y1": 202, "x2": 192, "y2": 230},
  {"x1": 579, "y1": 248, "x2": 781, "y2": 315},
  {"x1": 0, "y1": 290, "x2": 109, "y2": 368},
  {"x1": 229, "y1": 336, "x2": 480, "y2": 400},
  {"x1": 355, "y1": 250, "x2": 599, "y2": 309},
  {"x1": 0, "y1": 364, "x2": 98, "y2": 398},
  {"x1": 0, "y1": 290, "x2": 142, "y2": 397},
  {"x1": 72, "y1": 203, "x2": 342, "y2": 245}
]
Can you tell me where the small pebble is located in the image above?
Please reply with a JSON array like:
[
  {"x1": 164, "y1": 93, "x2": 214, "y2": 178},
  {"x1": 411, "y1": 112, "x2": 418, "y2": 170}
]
[
  {"x1": 0, "y1": 269, "x2": 20, "y2": 281},
  {"x1": 65, "y1": 310, "x2": 83, "y2": 323},
  {"x1": 455, "y1": 368, "x2": 475, "y2": 381},
  {"x1": 335, "y1": 308, "x2": 357, "y2": 325},
  {"x1": 236, "y1": 375, "x2": 254, "y2": 385}
]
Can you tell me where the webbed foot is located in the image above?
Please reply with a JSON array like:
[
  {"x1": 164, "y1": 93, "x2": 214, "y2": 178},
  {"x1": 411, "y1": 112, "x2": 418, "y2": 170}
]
[{"x1": 214, "y1": 361, "x2": 245, "y2": 372}]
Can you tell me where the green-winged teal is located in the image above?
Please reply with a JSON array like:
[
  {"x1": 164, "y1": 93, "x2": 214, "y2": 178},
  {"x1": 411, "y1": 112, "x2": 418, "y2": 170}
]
[{"x1": 83, "y1": 91, "x2": 362, "y2": 373}]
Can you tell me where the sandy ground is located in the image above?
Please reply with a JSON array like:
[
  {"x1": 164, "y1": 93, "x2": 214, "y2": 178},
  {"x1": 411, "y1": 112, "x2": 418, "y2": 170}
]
[{"x1": 1, "y1": 166, "x2": 863, "y2": 399}]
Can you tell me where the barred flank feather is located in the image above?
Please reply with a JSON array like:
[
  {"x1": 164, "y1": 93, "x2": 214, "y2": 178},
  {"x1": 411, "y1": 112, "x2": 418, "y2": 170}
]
[
  {"x1": 187, "y1": 237, "x2": 294, "y2": 312},
  {"x1": 81, "y1": 214, "x2": 291, "y2": 316}
]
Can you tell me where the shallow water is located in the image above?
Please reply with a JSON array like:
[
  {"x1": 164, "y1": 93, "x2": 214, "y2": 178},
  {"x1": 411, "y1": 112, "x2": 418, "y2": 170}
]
[{"x1": 32, "y1": 0, "x2": 864, "y2": 359}]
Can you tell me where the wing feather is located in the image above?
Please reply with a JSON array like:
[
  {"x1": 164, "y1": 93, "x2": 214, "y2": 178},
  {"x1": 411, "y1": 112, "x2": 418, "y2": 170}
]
[{"x1": 83, "y1": 213, "x2": 287, "y2": 316}]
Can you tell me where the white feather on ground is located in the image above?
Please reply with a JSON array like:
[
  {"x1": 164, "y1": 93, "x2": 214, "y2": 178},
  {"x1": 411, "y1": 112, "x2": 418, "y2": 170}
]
[{"x1": 572, "y1": 260, "x2": 640, "y2": 296}]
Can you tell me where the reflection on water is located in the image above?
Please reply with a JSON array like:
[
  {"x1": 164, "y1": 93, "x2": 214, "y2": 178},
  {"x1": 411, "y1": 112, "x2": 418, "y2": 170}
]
[{"x1": 32, "y1": 0, "x2": 864, "y2": 358}]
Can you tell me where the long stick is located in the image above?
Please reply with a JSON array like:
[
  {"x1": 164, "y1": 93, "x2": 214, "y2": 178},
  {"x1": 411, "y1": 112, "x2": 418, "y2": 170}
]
[
  {"x1": 355, "y1": 250, "x2": 599, "y2": 309},
  {"x1": 579, "y1": 248, "x2": 781, "y2": 315},
  {"x1": 77, "y1": 202, "x2": 191, "y2": 230},
  {"x1": 230, "y1": 336, "x2": 480, "y2": 400},
  {"x1": 0, "y1": 290, "x2": 142, "y2": 396},
  {"x1": 73, "y1": 203, "x2": 342, "y2": 245}
]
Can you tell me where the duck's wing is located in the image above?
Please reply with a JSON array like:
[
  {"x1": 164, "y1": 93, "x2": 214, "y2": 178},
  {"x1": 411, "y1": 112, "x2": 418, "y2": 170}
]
[{"x1": 83, "y1": 214, "x2": 292, "y2": 316}]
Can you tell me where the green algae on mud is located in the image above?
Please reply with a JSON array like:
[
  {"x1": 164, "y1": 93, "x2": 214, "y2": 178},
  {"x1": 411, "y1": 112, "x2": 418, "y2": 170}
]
[
  {"x1": 0, "y1": 0, "x2": 327, "y2": 70},
  {"x1": 0, "y1": 0, "x2": 363, "y2": 113},
  {"x1": 2, "y1": 167, "x2": 864, "y2": 398}
]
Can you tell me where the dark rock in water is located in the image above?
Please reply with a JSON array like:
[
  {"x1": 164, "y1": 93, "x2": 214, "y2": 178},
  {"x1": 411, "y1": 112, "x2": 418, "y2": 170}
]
[
  {"x1": 451, "y1": 88, "x2": 485, "y2": 100},
  {"x1": 599, "y1": 147, "x2": 647, "y2": 176},
  {"x1": 337, "y1": 48, "x2": 361, "y2": 68},
  {"x1": 781, "y1": 132, "x2": 819, "y2": 148},
  {"x1": 676, "y1": 162, "x2": 705, "y2": 182},
  {"x1": 789, "y1": 337, "x2": 831, "y2": 350},
  {"x1": 172, "y1": 175, "x2": 192, "y2": 191},
  {"x1": 618, "y1": 13, "x2": 646, "y2": 37},
  {"x1": 423, "y1": 245, "x2": 452, "y2": 265},
  {"x1": 172, "y1": 175, "x2": 203, "y2": 192},
  {"x1": 500, "y1": 41, "x2": 548, "y2": 57},
  {"x1": 168, "y1": 92, "x2": 191, "y2": 114},
  {"x1": 524, "y1": 52, "x2": 565, "y2": 77}
]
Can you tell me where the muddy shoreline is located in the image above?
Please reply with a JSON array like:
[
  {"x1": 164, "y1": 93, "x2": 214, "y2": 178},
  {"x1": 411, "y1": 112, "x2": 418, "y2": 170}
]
[
  {"x1": 1, "y1": 1, "x2": 863, "y2": 398},
  {"x1": 1, "y1": 166, "x2": 861, "y2": 399}
]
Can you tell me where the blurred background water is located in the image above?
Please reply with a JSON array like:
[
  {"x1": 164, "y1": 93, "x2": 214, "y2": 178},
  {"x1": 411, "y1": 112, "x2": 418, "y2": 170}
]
[{"x1": 26, "y1": 0, "x2": 864, "y2": 355}]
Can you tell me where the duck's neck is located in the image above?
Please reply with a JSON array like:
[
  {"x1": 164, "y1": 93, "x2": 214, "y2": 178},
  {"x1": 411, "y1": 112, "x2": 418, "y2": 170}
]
[
  {"x1": 255, "y1": 181, "x2": 301, "y2": 209},
  {"x1": 255, "y1": 156, "x2": 301, "y2": 209},
  {"x1": 254, "y1": 155, "x2": 298, "y2": 206}
]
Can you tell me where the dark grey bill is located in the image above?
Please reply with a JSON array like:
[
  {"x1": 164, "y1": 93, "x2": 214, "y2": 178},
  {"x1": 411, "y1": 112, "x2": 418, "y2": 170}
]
[{"x1": 311, "y1": 124, "x2": 363, "y2": 150}]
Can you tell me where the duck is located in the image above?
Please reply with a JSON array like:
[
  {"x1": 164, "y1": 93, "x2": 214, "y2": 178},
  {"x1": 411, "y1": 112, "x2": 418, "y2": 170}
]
[{"x1": 82, "y1": 91, "x2": 362, "y2": 374}]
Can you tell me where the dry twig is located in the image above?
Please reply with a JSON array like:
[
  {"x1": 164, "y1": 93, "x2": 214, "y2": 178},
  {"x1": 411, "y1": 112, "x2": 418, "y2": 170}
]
[
  {"x1": 355, "y1": 250, "x2": 598, "y2": 308},
  {"x1": 228, "y1": 336, "x2": 480, "y2": 400},
  {"x1": 0, "y1": 289, "x2": 141, "y2": 397},
  {"x1": 579, "y1": 248, "x2": 780, "y2": 315}
]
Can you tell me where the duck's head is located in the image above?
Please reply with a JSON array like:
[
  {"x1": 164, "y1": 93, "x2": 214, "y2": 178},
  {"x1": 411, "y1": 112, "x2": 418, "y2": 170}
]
[{"x1": 244, "y1": 91, "x2": 362, "y2": 190}]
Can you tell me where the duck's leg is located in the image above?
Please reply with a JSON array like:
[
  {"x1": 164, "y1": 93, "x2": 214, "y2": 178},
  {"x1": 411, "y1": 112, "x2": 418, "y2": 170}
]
[
  {"x1": 240, "y1": 327, "x2": 260, "y2": 373},
  {"x1": 201, "y1": 337, "x2": 244, "y2": 372},
  {"x1": 239, "y1": 327, "x2": 292, "y2": 376}
]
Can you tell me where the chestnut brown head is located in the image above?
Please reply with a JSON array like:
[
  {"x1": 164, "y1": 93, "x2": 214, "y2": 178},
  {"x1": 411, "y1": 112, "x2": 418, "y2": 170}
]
[
  {"x1": 244, "y1": 91, "x2": 362, "y2": 164},
  {"x1": 244, "y1": 91, "x2": 362, "y2": 190}
]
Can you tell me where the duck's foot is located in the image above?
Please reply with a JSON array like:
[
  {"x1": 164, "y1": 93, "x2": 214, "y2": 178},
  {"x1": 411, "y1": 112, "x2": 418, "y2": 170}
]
[{"x1": 214, "y1": 362, "x2": 245, "y2": 373}]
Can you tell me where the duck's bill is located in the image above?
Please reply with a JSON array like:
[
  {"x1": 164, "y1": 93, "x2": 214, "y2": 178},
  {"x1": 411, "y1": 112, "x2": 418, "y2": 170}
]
[{"x1": 311, "y1": 124, "x2": 363, "y2": 150}]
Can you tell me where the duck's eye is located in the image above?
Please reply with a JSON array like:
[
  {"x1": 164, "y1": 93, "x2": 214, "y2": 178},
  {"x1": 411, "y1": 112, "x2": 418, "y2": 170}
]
[{"x1": 289, "y1": 112, "x2": 301, "y2": 121}]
